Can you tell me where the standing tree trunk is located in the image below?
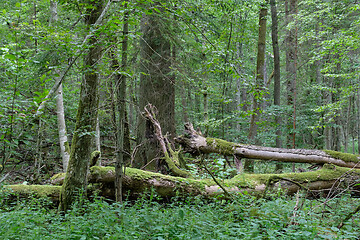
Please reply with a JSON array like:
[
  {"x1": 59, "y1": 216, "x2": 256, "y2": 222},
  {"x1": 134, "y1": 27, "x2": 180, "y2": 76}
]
[
  {"x1": 135, "y1": 2, "x2": 175, "y2": 170},
  {"x1": 270, "y1": 0, "x2": 283, "y2": 172},
  {"x1": 59, "y1": 0, "x2": 102, "y2": 212},
  {"x1": 56, "y1": 83, "x2": 70, "y2": 171},
  {"x1": 358, "y1": 88, "x2": 360, "y2": 154},
  {"x1": 112, "y1": 1, "x2": 130, "y2": 203},
  {"x1": 245, "y1": 4, "x2": 268, "y2": 173},
  {"x1": 285, "y1": 0, "x2": 298, "y2": 150},
  {"x1": 49, "y1": 1, "x2": 70, "y2": 171}
]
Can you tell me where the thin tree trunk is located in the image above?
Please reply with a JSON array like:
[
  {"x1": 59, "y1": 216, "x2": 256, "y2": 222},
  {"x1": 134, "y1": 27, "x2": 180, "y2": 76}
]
[
  {"x1": 285, "y1": 0, "x2": 298, "y2": 172},
  {"x1": 270, "y1": 0, "x2": 282, "y2": 172},
  {"x1": 235, "y1": 13, "x2": 247, "y2": 138},
  {"x1": 325, "y1": 80, "x2": 333, "y2": 149},
  {"x1": 49, "y1": 0, "x2": 58, "y2": 26},
  {"x1": 285, "y1": 0, "x2": 298, "y2": 150},
  {"x1": 245, "y1": 4, "x2": 267, "y2": 172},
  {"x1": 49, "y1": 1, "x2": 70, "y2": 171},
  {"x1": 203, "y1": 90, "x2": 209, "y2": 136},
  {"x1": 56, "y1": 83, "x2": 70, "y2": 171},
  {"x1": 35, "y1": 0, "x2": 112, "y2": 118},
  {"x1": 357, "y1": 88, "x2": 360, "y2": 154},
  {"x1": 113, "y1": 1, "x2": 130, "y2": 203}
]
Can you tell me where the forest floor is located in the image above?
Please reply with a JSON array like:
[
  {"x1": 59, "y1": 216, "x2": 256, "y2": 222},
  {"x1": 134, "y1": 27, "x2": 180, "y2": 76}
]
[
  {"x1": 1, "y1": 186, "x2": 360, "y2": 239},
  {"x1": 1, "y1": 158, "x2": 360, "y2": 239}
]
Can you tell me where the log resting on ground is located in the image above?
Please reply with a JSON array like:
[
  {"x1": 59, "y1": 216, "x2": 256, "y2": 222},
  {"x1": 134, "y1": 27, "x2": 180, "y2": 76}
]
[
  {"x1": 175, "y1": 123, "x2": 360, "y2": 169},
  {"x1": 4, "y1": 164, "x2": 360, "y2": 201}
]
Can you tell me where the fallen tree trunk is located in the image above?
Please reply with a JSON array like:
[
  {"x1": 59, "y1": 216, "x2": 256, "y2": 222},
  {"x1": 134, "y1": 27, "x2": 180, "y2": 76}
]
[
  {"x1": 4, "y1": 164, "x2": 360, "y2": 201},
  {"x1": 175, "y1": 123, "x2": 360, "y2": 169}
]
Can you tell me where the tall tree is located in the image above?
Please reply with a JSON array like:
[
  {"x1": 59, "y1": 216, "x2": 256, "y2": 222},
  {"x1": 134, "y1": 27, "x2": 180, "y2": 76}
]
[
  {"x1": 245, "y1": 3, "x2": 268, "y2": 173},
  {"x1": 112, "y1": 1, "x2": 130, "y2": 203},
  {"x1": 135, "y1": 2, "x2": 175, "y2": 170},
  {"x1": 270, "y1": 0, "x2": 282, "y2": 171},
  {"x1": 59, "y1": 0, "x2": 103, "y2": 212},
  {"x1": 49, "y1": 0, "x2": 70, "y2": 171},
  {"x1": 285, "y1": 0, "x2": 297, "y2": 150}
]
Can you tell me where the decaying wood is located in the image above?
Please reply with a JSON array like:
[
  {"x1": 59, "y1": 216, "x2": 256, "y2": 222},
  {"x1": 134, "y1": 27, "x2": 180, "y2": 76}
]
[
  {"x1": 143, "y1": 104, "x2": 191, "y2": 178},
  {"x1": 175, "y1": 123, "x2": 360, "y2": 169},
  {"x1": 6, "y1": 164, "x2": 360, "y2": 202}
]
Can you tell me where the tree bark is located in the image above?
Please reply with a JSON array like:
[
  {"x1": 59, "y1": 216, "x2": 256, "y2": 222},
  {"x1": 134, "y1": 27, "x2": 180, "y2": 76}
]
[
  {"x1": 246, "y1": 4, "x2": 268, "y2": 172},
  {"x1": 12, "y1": 163, "x2": 360, "y2": 201},
  {"x1": 270, "y1": 0, "x2": 283, "y2": 172},
  {"x1": 285, "y1": 0, "x2": 298, "y2": 150},
  {"x1": 34, "y1": 0, "x2": 112, "y2": 118},
  {"x1": 176, "y1": 123, "x2": 360, "y2": 169},
  {"x1": 59, "y1": 0, "x2": 102, "y2": 212},
  {"x1": 111, "y1": 1, "x2": 131, "y2": 203},
  {"x1": 49, "y1": 1, "x2": 70, "y2": 172},
  {"x1": 56, "y1": 83, "x2": 70, "y2": 171},
  {"x1": 135, "y1": 2, "x2": 175, "y2": 170}
]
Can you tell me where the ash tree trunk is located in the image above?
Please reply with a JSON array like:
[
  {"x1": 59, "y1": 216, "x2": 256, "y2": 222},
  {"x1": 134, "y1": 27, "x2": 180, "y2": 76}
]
[{"x1": 59, "y1": 0, "x2": 102, "y2": 212}]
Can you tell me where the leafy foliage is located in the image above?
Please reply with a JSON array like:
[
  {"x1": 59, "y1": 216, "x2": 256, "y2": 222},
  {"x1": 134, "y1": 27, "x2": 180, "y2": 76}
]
[{"x1": 0, "y1": 189, "x2": 359, "y2": 239}]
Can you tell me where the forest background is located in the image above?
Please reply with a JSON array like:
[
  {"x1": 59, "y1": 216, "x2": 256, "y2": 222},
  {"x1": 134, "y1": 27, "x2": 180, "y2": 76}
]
[
  {"x1": 2, "y1": 0, "x2": 360, "y2": 178},
  {"x1": 0, "y1": 0, "x2": 360, "y2": 238}
]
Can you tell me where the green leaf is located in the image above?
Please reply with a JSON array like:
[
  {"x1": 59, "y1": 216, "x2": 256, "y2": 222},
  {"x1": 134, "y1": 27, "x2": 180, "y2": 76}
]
[
  {"x1": 178, "y1": 209, "x2": 184, "y2": 220},
  {"x1": 4, "y1": 54, "x2": 16, "y2": 61}
]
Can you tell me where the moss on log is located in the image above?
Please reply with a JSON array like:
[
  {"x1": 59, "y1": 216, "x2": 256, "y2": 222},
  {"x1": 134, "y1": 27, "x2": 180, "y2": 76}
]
[
  {"x1": 4, "y1": 164, "x2": 360, "y2": 201},
  {"x1": 3, "y1": 185, "x2": 61, "y2": 201},
  {"x1": 176, "y1": 125, "x2": 360, "y2": 169},
  {"x1": 89, "y1": 164, "x2": 360, "y2": 198}
]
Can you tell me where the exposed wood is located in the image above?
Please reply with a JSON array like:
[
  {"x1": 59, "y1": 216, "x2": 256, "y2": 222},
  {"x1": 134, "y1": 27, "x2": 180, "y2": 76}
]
[
  {"x1": 144, "y1": 104, "x2": 191, "y2": 178},
  {"x1": 176, "y1": 123, "x2": 360, "y2": 169},
  {"x1": 6, "y1": 164, "x2": 360, "y2": 201}
]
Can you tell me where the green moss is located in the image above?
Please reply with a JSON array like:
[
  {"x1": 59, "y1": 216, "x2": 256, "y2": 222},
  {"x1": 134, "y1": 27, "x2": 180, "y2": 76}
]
[
  {"x1": 50, "y1": 173, "x2": 66, "y2": 185},
  {"x1": 226, "y1": 173, "x2": 254, "y2": 188},
  {"x1": 243, "y1": 164, "x2": 360, "y2": 187},
  {"x1": 5, "y1": 185, "x2": 61, "y2": 198},
  {"x1": 324, "y1": 150, "x2": 360, "y2": 163},
  {"x1": 206, "y1": 138, "x2": 236, "y2": 155},
  {"x1": 90, "y1": 166, "x2": 213, "y2": 193},
  {"x1": 51, "y1": 172, "x2": 66, "y2": 181}
]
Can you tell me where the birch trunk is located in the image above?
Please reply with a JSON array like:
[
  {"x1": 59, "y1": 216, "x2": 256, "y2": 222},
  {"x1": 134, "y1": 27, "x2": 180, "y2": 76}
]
[{"x1": 56, "y1": 83, "x2": 70, "y2": 171}]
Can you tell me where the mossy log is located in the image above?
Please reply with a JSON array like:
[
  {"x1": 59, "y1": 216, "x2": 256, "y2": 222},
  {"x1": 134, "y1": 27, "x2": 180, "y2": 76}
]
[
  {"x1": 175, "y1": 123, "x2": 360, "y2": 169},
  {"x1": 3, "y1": 185, "x2": 61, "y2": 202},
  {"x1": 7, "y1": 164, "x2": 359, "y2": 201}
]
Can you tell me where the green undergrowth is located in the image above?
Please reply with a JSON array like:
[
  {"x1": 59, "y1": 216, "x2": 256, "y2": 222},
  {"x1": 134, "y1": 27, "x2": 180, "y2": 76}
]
[{"x1": 0, "y1": 186, "x2": 359, "y2": 239}]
